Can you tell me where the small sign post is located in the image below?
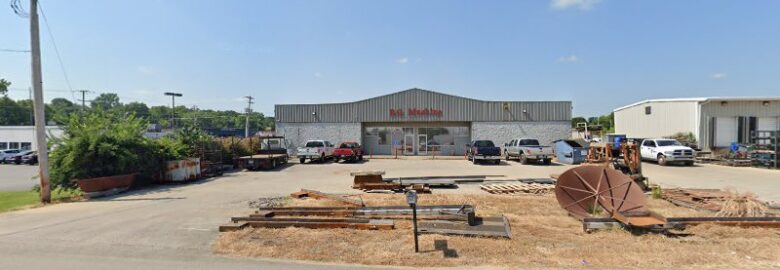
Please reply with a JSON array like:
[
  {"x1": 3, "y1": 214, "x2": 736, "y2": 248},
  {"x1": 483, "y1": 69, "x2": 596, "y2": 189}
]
[{"x1": 406, "y1": 190, "x2": 419, "y2": 252}]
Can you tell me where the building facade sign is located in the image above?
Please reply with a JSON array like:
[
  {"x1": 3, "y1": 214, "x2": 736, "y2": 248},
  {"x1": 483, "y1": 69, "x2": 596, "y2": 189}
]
[{"x1": 389, "y1": 108, "x2": 443, "y2": 117}]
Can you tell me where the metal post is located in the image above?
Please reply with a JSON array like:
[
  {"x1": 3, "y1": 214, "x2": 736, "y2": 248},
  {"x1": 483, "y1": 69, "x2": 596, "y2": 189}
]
[
  {"x1": 30, "y1": 0, "x2": 50, "y2": 203},
  {"x1": 164, "y1": 92, "x2": 182, "y2": 129},
  {"x1": 244, "y1": 96, "x2": 254, "y2": 138},
  {"x1": 405, "y1": 190, "x2": 419, "y2": 253},
  {"x1": 412, "y1": 203, "x2": 419, "y2": 252}
]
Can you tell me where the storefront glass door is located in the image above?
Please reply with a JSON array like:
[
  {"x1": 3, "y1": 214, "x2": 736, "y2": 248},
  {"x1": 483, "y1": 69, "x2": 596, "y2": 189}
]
[{"x1": 417, "y1": 134, "x2": 427, "y2": 155}]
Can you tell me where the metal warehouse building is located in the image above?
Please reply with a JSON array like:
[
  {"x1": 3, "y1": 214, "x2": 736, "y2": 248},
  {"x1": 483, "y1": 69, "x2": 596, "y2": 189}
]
[
  {"x1": 274, "y1": 88, "x2": 572, "y2": 156},
  {"x1": 614, "y1": 97, "x2": 780, "y2": 150}
]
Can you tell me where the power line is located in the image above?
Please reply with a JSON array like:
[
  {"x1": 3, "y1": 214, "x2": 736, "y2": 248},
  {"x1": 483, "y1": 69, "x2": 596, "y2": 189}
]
[
  {"x1": 37, "y1": 1, "x2": 76, "y2": 102},
  {"x1": 0, "y1": 48, "x2": 30, "y2": 53}
]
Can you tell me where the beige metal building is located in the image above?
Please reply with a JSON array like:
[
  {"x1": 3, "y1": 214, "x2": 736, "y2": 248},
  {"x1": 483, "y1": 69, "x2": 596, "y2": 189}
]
[{"x1": 614, "y1": 97, "x2": 780, "y2": 150}]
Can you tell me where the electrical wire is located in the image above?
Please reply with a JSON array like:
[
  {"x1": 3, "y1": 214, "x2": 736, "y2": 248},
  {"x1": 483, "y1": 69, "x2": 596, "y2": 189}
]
[{"x1": 37, "y1": 1, "x2": 76, "y2": 102}]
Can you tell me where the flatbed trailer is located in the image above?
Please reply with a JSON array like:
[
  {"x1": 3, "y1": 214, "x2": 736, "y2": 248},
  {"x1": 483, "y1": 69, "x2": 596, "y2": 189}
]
[
  {"x1": 236, "y1": 136, "x2": 290, "y2": 170},
  {"x1": 237, "y1": 153, "x2": 288, "y2": 170}
]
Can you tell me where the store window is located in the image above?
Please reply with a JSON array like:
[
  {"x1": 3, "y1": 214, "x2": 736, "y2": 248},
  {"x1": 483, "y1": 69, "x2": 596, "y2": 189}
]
[
  {"x1": 9, "y1": 142, "x2": 20, "y2": 149},
  {"x1": 21, "y1": 142, "x2": 32, "y2": 150},
  {"x1": 0, "y1": 142, "x2": 7, "y2": 150}
]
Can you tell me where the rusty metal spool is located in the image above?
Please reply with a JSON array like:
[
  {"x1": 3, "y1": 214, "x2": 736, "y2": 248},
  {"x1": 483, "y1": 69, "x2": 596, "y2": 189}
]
[{"x1": 555, "y1": 166, "x2": 661, "y2": 226}]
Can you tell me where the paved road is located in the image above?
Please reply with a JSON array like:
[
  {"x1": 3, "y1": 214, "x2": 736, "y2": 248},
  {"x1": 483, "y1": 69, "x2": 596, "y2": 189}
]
[
  {"x1": 642, "y1": 162, "x2": 780, "y2": 202},
  {"x1": 0, "y1": 164, "x2": 38, "y2": 191},
  {"x1": 1, "y1": 159, "x2": 778, "y2": 269}
]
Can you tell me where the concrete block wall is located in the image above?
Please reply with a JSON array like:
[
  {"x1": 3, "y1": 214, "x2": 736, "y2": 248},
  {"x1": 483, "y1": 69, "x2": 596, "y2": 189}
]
[
  {"x1": 275, "y1": 122, "x2": 361, "y2": 152},
  {"x1": 471, "y1": 121, "x2": 571, "y2": 146}
]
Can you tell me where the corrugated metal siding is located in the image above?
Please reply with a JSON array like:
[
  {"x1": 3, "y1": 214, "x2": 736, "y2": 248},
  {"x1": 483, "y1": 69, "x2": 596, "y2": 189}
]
[
  {"x1": 614, "y1": 100, "x2": 699, "y2": 138},
  {"x1": 275, "y1": 88, "x2": 571, "y2": 123},
  {"x1": 699, "y1": 100, "x2": 780, "y2": 149}
]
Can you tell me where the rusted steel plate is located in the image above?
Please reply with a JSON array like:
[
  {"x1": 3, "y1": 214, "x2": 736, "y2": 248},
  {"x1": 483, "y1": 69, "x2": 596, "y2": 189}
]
[
  {"x1": 418, "y1": 216, "x2": 511, "y2": 239},
  {"x1": 244, "y1": 219, "x2": 394, "y2": 230},
  {"x1": 555, "y1": 166, "x2": 649, "y2": 221}
]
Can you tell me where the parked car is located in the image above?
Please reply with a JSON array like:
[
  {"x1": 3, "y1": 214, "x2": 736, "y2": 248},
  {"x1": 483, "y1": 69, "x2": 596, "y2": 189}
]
[
  {"x1": 296, "y1": 140, "x2": 335, "y2": 163},
  {"x1": 6, "y1": 150, "x2": 34, "y2": 165},
  {"x1": 0, "y1": 149, "x2": 22, "y2": 164},
  {"x1": 639, "y1": 138, "x2": 695, "y2": 166},
  {"x1": 334, "y1": 142, "x2": 364, "y2": 162},
  {"x1": 504, "y1": 138, "x2": 553, "y2": 165},
  {"x1": 466, "y1": 140, "x2": 502, "y2": 164},
  {"x1": 21, "y1": 151, "x2": 38, "y2": 165}
]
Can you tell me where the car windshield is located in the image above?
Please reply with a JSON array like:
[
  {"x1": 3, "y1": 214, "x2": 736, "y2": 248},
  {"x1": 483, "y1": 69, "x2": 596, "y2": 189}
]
[
  {"x1": 518, "y1": 139, "x2": 540, "y2": 146},
  {"x1": 656, "y1": 140, "x2": 682, "y2": 146},
  {"x1": 473, "y1": 141, "x2": 495, "y2": 147},
  {"x1": 339, "y1": 143, "x2": 356, "y2": 148},
  {"x1": 305, "y1": 141, "x2": 324, "y2": 147}
]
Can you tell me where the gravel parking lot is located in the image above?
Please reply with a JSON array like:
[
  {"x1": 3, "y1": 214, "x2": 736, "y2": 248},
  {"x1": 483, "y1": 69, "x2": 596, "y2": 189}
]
[{"x1": 1, "y1": 158, "x2": 779, "y2": 269}]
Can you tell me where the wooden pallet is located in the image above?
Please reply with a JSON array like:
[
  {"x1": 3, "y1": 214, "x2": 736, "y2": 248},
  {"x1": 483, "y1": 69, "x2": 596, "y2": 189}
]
[{"x1": 480, "y1": 183, "x2": 555, "y2": 195}]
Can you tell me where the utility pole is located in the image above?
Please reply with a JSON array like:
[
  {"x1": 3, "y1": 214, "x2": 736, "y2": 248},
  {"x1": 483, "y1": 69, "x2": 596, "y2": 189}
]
[
  {"x1": 30, "y1": 0, "x2": 50, "y2": 203},
  {"x1": 164, "y1": 92, "x2": 182, "y2": 129},
  {"x1": 244, "y1": 96, "x2": 254, "y2": 138},
  {"x1": 77, "y1": 89, "x2": 90, "y2": 110}
]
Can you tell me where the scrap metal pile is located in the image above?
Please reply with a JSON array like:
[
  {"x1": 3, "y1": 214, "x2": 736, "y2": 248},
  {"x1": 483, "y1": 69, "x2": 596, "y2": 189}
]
[
  {"x1": 219, "y1": 188, "x2": 512, "y2": 239},
  {"x1": 662, "y1": 188, "x2": 771, "y2": 217},
  {"x1": 480, "y1": 182, "x2": 555, "y2": 195},
  {"x1": 350, "y1": 171, "x2": 506, "y2": 193},
  {"x1": 554, "y1": 165, "x2": 780, "y2": 233}
]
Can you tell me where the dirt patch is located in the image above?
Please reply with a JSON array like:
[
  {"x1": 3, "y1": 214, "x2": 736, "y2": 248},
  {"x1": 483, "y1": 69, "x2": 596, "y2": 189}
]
[{"x1": 213, "y1": 194, "x2": 780, "y2": 269}]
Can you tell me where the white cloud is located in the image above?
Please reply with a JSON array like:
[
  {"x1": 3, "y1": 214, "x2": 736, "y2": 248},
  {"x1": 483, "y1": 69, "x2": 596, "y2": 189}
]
[
  {"x1": 314, "y1": 72, "x2": 323, "y2": 78},
  {"x1": 551, "y1": 0, "x2": 601, "y2": 10},
  {"x1": 557, "y1": 55, "x2": 579, "y2": 63},
  {"x1": 397, "y1": 57, "x2": 409, "y2": 64},
  {"x1": 710, "y1": 73, "x2": 727, "y2": 80}
]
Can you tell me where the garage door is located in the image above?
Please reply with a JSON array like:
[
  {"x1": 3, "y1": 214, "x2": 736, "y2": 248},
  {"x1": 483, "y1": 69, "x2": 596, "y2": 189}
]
[
  {"x1": 758, "y1": 117, "x2": 779, "y2": 131},
  {"x1": 714, "y1": 117, "x2": 737, "y2": 147}
]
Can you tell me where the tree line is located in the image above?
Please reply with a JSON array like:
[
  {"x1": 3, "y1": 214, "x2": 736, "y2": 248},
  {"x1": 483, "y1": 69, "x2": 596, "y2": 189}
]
[{"x1": 0, "y1": 80, "x2": 274, "y2": 131}]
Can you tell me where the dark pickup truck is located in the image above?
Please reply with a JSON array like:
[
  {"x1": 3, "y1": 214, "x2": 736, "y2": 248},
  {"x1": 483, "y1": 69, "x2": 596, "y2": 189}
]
[{"x1": 466, "y1": 140, "x2": 502, "y2": 165}]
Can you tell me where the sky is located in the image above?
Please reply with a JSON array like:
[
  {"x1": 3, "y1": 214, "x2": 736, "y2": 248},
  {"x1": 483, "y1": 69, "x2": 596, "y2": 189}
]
[{"x1": 2, "y1": 0, "x2": 779, "y2": 117}]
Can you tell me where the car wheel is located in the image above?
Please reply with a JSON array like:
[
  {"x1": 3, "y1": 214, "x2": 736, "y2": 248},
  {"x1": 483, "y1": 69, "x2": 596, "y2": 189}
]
[
  {"x1": 658, "y1": 155, "x2": 667, "y2": 166},
  {"x1": 504, "y1": 151, "x2": 510, "y2": 161},
  {"x1": 543, "y1": 159, "x2": 551, "y2": 165},
  {"x1": 685, "y1": 160, "x2": 694, "y2": 166},
  {"x1": 335, "y1": 157, "x2": 340, "y2": 163},
  {"x1": 299, "y1": 158, "x2": 306, "y2": 164},
  {"x1": 320, "y1": 153, "x2": 325, "y2": 162},
  {"x1": 473, "y1": 157, "x2": 478, "y2": 164},
  {"x1": 520, "y1": 154, "x2": 528, "y2": 165},
  {"x1": 494, "y1": 159, "x2": 501, "y2": 165}
]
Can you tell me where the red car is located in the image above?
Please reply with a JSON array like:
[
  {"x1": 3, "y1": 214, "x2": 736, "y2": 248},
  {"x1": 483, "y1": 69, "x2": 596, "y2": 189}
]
[{"x1": 334, "y1": 142, "x2": 364, "y2": 162}]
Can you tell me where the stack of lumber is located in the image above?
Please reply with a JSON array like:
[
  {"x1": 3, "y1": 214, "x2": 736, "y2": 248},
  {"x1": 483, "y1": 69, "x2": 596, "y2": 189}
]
[
  {"x1": 661, "y1": 188, "x2": 730, "y2": 212},
  {"x1": 480, "y1": 182, "x2": 555, "y2": 195}
]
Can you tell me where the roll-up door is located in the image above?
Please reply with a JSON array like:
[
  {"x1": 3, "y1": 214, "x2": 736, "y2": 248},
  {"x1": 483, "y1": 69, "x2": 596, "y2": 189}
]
[{"x1": 714, "y1": 117, "x2": 738, "y2": 147}]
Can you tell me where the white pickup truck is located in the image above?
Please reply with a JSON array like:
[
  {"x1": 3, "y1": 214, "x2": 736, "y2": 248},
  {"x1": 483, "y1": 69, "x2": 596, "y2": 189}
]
[
  {"x1": 639, "y1": 138, "x2": 696, "y2": 166},
  {"x1": 504, "y1": 138, "x2": 554, "y2": 165},
  {"x1": 296, "y1": 140, "x2": 335, "y2": 164}
]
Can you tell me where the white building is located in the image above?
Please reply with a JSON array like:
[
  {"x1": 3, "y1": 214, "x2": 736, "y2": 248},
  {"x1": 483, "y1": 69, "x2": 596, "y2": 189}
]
[
  {"x1": 0, "y1": 126, "x2": 64, "y2": 150},
  {"x1": 614, "y1": 97, "x2": 780, "y2": 150}
]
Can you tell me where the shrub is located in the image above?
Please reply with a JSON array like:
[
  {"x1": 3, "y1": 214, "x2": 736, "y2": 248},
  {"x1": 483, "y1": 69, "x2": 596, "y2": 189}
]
[{"x1": 49, "y1": 111, "x2": 164, "y2": 188}]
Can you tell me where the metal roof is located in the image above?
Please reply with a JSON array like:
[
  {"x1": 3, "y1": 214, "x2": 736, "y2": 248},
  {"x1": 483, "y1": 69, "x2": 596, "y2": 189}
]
[
  {"x1": 614, "y1": 96, "x2": 780, "y2": 112},
  {"x1": 275, "y1": 88, "x2": 571, "y2": 123}
]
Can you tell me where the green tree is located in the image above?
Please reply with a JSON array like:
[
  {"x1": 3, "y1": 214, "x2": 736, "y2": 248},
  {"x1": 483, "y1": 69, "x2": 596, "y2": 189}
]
[
  {"x1": 0, "y1": 78, "x2": 10, "y2": 96},
  {"x1": 0, "y1": 96, "x2": 28, "y2": 125},
  {"x1": 124, "y1": 102, "x2": 150, "y2": 118},
  {"x1": 50, "y1": 98, "x2": 78, "y2": 123},
  {"x1": 571, "y1": 117, "x2": 587, "y2": 128},
  {"x1": 91, "y1": 93, "x2": 122, "y2": 110}
]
